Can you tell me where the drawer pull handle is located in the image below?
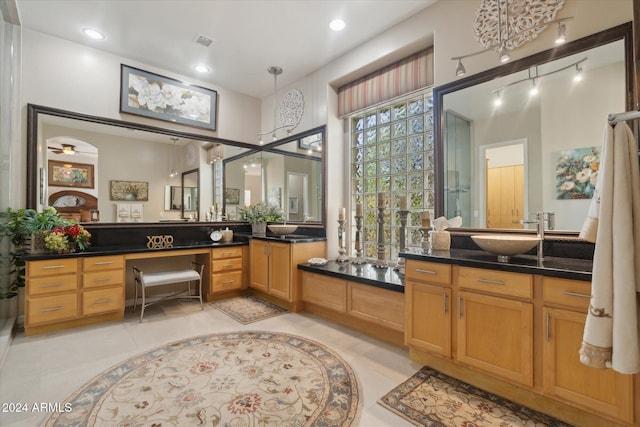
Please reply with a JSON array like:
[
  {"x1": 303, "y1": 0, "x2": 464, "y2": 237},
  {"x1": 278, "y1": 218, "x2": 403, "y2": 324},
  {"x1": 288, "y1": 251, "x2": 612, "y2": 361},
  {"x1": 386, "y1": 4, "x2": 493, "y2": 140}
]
[
  {"x1": 42, "y1": 283, "x2": 64, "y2": 288},
  {"x1": 93, "y1": 277, "x2": 112, "y2": 283},
  {"x1": 443, "y1": 292, "x2": 448, "y2": 315},
  {"x1": 42, "y1": 306, "x2": 64, "y2": 312},
  {"x1": 477, "y1": 278, "x2": 504, "y2": 286},
  {"x1": 223, "y1": 264, "x2": 234, "y2": 268},
  {"x1": 223, "y1": 280, "x2": 235, "y2": 284},
  {"x1": 223, "y1": 251, "x2": 234, "y2": 255},
  {"x1": 94, "y1": 261, "x2": 114, "y2": 265},
  {"x1": 458, "y1": 296, "x2": 463, "y2": 319},
  {"x1": 546, "y1": 312, "x2": 551, "y2": 342},
  {"x1": 563, "y1": 291, "x2": 591, "y2": 299},
  {"x1": 415, "y1": 268, "x2": 436, "y2": 275},
  {"x1": 94, "y1": 299, "x2": 112, "y2": 304},
  {"x1": 42, "y1": 265, "x2": 66, "y2": 270}
]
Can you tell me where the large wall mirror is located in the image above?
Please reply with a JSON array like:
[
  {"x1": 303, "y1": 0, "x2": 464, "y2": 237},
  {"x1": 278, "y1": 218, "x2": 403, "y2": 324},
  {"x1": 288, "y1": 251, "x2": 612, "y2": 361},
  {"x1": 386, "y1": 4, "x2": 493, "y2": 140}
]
[
  {"x1": 434, "y1": 23, "x2": 635, "y2": 234},
  {"x1": 26, "y1": 105, "x2": 326, "y2": 225}
]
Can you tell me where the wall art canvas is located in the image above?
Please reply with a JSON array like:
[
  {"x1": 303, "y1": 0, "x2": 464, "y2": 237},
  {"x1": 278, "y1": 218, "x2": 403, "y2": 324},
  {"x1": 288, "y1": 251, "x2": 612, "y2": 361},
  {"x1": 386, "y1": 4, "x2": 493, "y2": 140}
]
[
  {"x1": 268, "y1": 187, "x2": 282, "y2": 208},
  {"x1": 225, "y1": 188, "x2": 240, "y2": 205},
  {"x1": 48, "y1": 160, "x2": 94, "y2": 189},
  {"x1": 120, "y1": 64, "x2": 217, "y2": 130},
  {"x1": 110, "y1": 180, "x2": 149, "y2": 201},
  {"x1": 554, "y1": 147, "x2": 600, "y2": 199}
]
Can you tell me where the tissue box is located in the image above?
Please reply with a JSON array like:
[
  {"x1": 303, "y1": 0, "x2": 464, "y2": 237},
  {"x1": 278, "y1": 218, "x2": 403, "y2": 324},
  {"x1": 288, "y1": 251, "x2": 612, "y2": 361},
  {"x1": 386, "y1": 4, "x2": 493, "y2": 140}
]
[{"x1": 429, "y1": 230, "x2": 451, "y2": 250}]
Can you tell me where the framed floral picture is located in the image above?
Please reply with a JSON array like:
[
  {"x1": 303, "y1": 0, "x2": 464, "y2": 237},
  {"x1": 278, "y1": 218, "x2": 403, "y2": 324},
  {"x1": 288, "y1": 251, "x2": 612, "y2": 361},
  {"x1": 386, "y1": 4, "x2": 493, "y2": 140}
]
[
  {"x1": 110, "y1": 180, "x2": 149, "y2": 201},
  {"x1": 554, "y1": 147, "x2": 600, "y2": 199},
  {"x1": 224, "y1": 188, "x2": 240, "y2": 205},
  {"x1": 48, "y1": 160, "x2": 94, "y2": 188},
  {"x1": 120, "y1": 64, "x2": 217, "y2": 130}
]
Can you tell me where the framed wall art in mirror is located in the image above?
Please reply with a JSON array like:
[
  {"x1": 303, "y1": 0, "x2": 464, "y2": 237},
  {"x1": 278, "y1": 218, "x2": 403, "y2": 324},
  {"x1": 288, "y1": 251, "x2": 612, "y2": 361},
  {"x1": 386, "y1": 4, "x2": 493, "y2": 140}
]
[
  {"x1": 433, "y1": 23, "x2": 634, "y2": 233},
  {"x1": 48, "y1": 160, "x2": 94, "y2": 188},
  {"x1": 110, "y1": 180, "x2": 149, "y2": 202},
  {"x1": 120, "y1": 64, "x2": 217, "y2": 130}
]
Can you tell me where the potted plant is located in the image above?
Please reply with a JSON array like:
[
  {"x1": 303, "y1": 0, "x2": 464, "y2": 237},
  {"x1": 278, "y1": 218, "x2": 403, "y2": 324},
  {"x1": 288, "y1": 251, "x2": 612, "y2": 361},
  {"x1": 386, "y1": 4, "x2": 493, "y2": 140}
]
[
  {"x1": 0, "y1": 207, "x2": 92, "y2": 299},
  {"x1": 239, "y1": 202, "x2": 284, "y2": 235}
]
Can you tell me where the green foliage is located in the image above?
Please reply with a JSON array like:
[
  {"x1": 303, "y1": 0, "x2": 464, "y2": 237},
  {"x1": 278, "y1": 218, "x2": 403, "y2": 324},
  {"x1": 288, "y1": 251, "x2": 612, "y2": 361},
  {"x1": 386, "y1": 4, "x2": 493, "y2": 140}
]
[{"x1": 238, "y1": 202, "x2": 284, "y2": 224}]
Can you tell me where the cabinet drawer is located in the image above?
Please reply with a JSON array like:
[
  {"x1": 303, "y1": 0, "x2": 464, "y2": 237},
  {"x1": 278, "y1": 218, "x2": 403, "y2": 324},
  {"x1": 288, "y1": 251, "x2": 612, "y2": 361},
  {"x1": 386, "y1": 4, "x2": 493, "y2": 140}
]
[
  {"x1": 457, "y1": 266, "x2": 532, "y2": 299},
  {"x1": 212, "y1": 247, "x2": 243, "y2": 259},
  {"x1": 28, "y1": 258, "x2": 78, "y2": 277},
  {"x1": 348, "y1": 282, "x2": 404, "y2": 331},
  {"x1": 405, "y1": 260, "x2": 451, "y2": 285},
  {"x1": 302, "y1": 272, "x2": 347, "y2": 312},
  {"x1": 212, "y1": 257, "x2": 243, "y2": 272},
  {"x1": 543, "y1": 277, "x2": 591, "y2": 310},
  {"x1": 29, "y1": 274, "x2": 78, "y2": 297},
  {"x1": 212, "y1": 271, "x2": 243, "y2": 292},
  {"x1": 83, "y1": 270, "x2": 124, "y2": 289},
  {"x1": 82, "y1": 287, "x2": 124, "y2": 316},
  {"x1": 82, "y1": 255, "x2": 124, "y2": 272},
  {"x1": 27, "y1": 294, "x2": 77, "y2": 325}
]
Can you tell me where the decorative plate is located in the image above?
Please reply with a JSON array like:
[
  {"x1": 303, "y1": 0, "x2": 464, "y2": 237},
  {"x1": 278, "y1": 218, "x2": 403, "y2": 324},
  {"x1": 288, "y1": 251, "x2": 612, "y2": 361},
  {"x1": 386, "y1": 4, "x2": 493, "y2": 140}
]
[
  {"x1": 308, "y1": 257, "x2": 328, "y2": 266},
  {"x1": 279, "y1": 89, "x2": 304, "y2": 131},
  {"x1": 210, "y1": 230, "x2": 222, "y2": 242}
]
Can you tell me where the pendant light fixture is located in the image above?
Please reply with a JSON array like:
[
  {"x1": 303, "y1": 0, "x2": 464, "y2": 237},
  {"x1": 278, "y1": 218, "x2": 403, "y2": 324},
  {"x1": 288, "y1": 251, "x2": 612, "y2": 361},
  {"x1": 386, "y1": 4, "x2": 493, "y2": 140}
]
[
  {"x1": 169, "y1": 137, "x2": 178, "y2": 177},
  {"x1": 257, "y1": 66, "x2": 303, "y2": 144}
]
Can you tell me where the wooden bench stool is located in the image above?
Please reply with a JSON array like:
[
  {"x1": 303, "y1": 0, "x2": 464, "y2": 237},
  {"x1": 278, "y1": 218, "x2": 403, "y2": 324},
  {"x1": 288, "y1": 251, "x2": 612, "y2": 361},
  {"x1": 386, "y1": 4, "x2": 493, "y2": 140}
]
[{"x1": 132, "y1": 262, "x2": 204, "y2": 322}]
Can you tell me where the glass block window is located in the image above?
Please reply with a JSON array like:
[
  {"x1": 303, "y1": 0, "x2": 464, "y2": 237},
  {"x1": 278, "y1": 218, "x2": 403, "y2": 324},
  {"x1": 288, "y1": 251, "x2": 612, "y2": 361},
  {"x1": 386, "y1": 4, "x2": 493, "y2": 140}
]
[{"x1": 349, "y1": 90, "x2": 434, "y2": 261}]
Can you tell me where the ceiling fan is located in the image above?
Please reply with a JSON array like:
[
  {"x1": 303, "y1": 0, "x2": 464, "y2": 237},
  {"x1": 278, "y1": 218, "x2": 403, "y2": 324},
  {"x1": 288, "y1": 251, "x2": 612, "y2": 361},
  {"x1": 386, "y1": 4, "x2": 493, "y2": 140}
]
[{"x1": 47, "y1": 144, "x2": 91, "y2": 155}]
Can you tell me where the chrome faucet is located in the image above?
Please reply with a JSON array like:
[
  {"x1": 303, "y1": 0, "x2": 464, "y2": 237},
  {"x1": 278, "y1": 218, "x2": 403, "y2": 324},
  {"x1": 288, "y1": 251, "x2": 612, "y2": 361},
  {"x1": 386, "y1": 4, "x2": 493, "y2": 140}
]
[{"x1": 520, "y1": 211, "x2": 546, "y2": 260}]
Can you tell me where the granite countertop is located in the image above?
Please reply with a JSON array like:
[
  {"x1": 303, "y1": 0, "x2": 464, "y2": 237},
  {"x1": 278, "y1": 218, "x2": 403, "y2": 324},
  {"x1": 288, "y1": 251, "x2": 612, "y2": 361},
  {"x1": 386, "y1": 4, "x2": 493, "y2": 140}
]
[
  {"x1": 401, "y1": 249, "x2": 593, "y2": 281},
  {"x1": 247, "y1": 234, "x2": 327, "y2": 243},
  {"x1": 298, "y1": 261, "x2": 405, "y2": 293},
  {"x1": 25, "y1": 240, "x2": 248, "y2": 261}
]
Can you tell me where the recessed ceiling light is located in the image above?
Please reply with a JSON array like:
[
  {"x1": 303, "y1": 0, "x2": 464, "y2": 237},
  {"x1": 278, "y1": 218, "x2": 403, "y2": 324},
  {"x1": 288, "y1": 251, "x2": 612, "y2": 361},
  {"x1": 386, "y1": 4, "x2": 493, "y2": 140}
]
[
  {"x1": 329, "y1": 19, "x2": 346, "y2": 31},
  {"x1": 193, "y1": 64, "x2": 210, "y2": 73},
  {"x1": 82, "y1": 28, "x2": 105, "y2": 40}
]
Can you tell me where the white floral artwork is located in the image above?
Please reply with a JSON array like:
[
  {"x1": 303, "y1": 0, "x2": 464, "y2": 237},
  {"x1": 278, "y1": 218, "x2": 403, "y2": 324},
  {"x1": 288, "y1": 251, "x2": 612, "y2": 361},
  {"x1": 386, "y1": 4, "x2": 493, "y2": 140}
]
[
  {"x1": 554, "y1": 147, "x2": 600, "y2": 200},
  {"x1": 120, "y1": 65, "x2": 217, "y2": 130}
]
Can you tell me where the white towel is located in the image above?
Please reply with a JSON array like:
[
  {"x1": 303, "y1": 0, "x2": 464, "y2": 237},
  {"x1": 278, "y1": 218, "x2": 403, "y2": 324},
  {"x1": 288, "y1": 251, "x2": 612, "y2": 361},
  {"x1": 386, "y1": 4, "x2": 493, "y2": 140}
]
[{"x1": 579, "y1": 122, "x2": 640, "y2": 374}]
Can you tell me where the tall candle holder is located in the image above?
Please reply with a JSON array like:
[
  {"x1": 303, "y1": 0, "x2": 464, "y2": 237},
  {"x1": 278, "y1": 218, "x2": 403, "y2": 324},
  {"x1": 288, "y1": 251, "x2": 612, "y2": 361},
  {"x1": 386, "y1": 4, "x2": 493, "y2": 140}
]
[
  {"x1": 372, "y1": 205, "x2": 388, "y2": 269},
  {"x1": 336, "y1": 218, "x2": 349, "y2": 263},
  {"x1": 394, "y1": 209, "x2": 409, "y2": 271},
  {"x1": 420, "y1": 226, "x2": 432, "y2": 254},
  {"x1": 352, "y1": 215, "x2": 366, "y2": 265}
]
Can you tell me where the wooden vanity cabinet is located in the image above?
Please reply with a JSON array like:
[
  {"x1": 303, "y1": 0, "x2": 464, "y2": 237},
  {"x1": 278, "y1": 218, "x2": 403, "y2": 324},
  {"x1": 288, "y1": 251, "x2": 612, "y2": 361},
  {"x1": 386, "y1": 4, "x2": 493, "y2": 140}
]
[
  {"x1": 542, "y1": 276, "x2": 634, "y2": 423},
  {"x1": 26, "y1": 255, "x2": 125, "y2": 335},
  {"x1": 455, "y1": 266, "x2": 534, "y2": 387},
  {"x1": 250, "y1": 239, "x2": 326, "y2": 309},
  {"x1": 404, "y1": 259, "x2": 452, "y2": 358},
  {"x1": 209, "y1": 246, "x2": 244, "y2": 296}
]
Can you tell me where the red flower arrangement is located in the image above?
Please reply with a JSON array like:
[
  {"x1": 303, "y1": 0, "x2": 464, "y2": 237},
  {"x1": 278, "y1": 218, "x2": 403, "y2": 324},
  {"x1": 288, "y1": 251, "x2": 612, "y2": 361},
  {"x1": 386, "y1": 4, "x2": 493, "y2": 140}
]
[{"x1": 44, "y1": 223, "x2": 92, "y2": 254}]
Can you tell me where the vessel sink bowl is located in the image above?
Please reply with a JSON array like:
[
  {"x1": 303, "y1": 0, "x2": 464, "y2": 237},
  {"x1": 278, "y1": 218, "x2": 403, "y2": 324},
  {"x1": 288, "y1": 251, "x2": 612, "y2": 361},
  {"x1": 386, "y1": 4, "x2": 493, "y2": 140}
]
[
  {"x1": 268, "y1": 224, "x2": 298, "y2": 235},
  {"x1": 471, "y1": 234, "x2": 540, "y2": 260}
]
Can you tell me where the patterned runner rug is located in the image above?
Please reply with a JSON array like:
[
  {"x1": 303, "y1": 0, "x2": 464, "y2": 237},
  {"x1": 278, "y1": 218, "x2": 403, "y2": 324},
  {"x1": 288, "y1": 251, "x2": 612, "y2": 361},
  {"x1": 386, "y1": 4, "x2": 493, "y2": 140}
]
[
  {"x1": 211, "y1": 295, "x2": 288, "y2": 324},
  {"x1": 379, "y1": 366, "x2": 573, "y2": 426},
  {"x1": 45, "y1": 331, "x2": 359, "y2": 426}
]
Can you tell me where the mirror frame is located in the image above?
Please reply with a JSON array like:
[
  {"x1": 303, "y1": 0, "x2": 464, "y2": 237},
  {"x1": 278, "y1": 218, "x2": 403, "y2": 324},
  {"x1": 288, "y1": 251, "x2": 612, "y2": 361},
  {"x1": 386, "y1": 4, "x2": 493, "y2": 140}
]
[
  {"x1": 433, "y1": 22, "x2": 635, "y2": 235},
  {"x1": 26, "y1": 104, "x2": 327, "y2": 226},
  {"x1": 181, "y1": 168, "x2": 199, "y2": 218}
]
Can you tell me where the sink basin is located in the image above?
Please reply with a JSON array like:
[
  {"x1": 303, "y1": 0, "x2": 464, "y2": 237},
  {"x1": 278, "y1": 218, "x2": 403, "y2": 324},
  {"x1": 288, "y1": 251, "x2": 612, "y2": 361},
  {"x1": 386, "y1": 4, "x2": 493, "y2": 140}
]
[
  {"x1": 268, "y1": 224, "x2": 298, "y2": 235},
  {"x1": 471, "y1": 234, "x2": 540, "y2": 261}
]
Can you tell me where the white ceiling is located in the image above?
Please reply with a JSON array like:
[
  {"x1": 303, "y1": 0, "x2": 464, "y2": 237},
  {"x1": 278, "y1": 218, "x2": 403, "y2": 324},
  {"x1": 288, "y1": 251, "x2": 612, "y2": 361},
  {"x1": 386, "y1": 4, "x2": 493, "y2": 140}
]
[{"x1": 15, "y1": 0, "x2": 438, "y2": 98}]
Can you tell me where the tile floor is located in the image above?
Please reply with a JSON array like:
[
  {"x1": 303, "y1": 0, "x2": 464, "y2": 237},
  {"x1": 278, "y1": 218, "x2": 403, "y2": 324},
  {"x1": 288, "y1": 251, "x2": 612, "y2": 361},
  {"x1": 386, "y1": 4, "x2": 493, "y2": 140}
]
[{"x1": 0, "y1": 300, "x2": 419, "y2": 426}]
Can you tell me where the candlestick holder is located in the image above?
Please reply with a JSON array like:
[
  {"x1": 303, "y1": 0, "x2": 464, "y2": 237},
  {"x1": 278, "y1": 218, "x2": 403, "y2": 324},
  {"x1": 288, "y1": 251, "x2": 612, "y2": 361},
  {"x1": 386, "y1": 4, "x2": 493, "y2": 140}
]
[
  {"x1": 372, "y1": 205, "x2": 388, "y2": 269},
  {"x1": 352, "y1": 215, "x2": 366, "y2": 265},
  {"x1": 394, "y1": 209, "x2": 409, "y2": 272},
  {"x1": 336, "y1": 218, "x2": 349, "y2": 263},
  {"x1": 420, "y1": 226, "x2": 432, "y2": 254}
]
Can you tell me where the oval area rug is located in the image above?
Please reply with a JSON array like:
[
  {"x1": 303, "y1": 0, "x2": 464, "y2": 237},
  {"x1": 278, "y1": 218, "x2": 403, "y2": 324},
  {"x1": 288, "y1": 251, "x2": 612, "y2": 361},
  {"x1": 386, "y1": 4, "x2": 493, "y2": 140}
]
[{"x1": 44, "y1": 331, "x2": 360, "y2": 426}]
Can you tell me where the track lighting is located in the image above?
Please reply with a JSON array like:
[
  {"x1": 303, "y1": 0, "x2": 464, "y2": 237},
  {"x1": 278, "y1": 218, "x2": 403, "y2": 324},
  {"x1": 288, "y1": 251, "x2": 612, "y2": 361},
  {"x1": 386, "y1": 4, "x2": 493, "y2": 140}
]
[
  {"x1": 529, "y1": 79, "x2": 539, "y2": 96},
  {"x1": 451, "y1": 12, "x2": 573, "y2": 77},
  {"x1": 493, "y1": 91, "x2": 502, "y2": 107},
  {"x1": 555, "y1": 23, "x2": 567, "y2": 44},
  {"x1": 574, "y1": 65, "x2": 583, "y2": 82},
  {"x1": 455, "y1": 59, "x2": 466, "y2": 77},
  {"x1": 169, "y1": 138, "x2": 178, "y2": 177},
  {"x1": 257, "y1": 66, "x2": 297, "y2": 143},
  {"x1": 498, "y1": 46, "x2": 511, "y2": 63}
]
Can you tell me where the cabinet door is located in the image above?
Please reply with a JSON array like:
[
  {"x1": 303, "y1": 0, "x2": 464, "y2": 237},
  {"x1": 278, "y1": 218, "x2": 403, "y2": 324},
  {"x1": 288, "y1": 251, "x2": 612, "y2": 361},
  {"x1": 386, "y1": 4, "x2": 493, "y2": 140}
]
[
  {"x1": 543, "y1": 307, "x2": 633, "y2": 423},
  {"x1": 249, "y1": 240, "x2": 269, "y2": 292},
  {"x1": 457, "y1": 291, "x2": 533, "y2": 387},
  {"x1": 405, "y1": 281, "x2": 451, "y2": 357},
  {"x1": 268, "y1": 242, "x2": 291, "y2": 300}
]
